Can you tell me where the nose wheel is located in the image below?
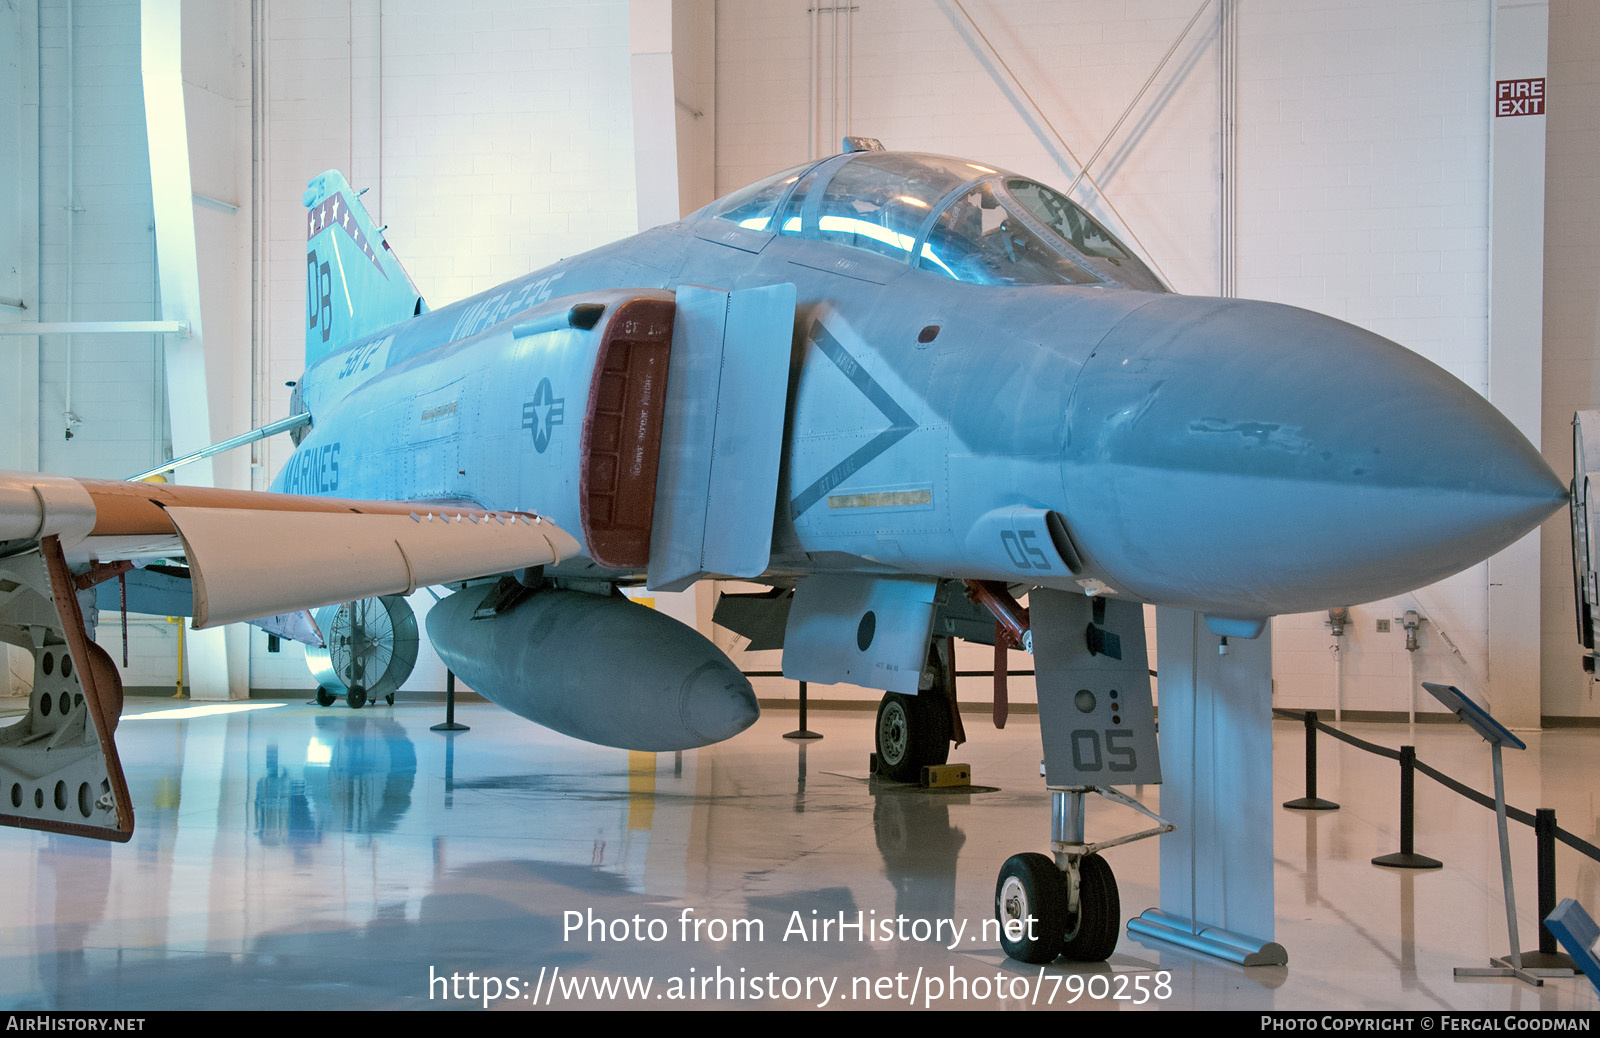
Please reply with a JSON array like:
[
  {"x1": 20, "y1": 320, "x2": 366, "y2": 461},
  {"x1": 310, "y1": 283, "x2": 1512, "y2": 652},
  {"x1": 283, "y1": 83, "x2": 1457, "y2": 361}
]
[
  {"x1": 995, "y1": 786, "x2": 1169, "y2": 964},
  {"x1": 1061, "y1": 852, "x2": 1120, "y2": 960},
  {"x1": 995, "y1": 851, "x2": 1120, "y2": 964},
  {"x1": 997, "y1": 853, "x2": 1069, "y2": 963}
]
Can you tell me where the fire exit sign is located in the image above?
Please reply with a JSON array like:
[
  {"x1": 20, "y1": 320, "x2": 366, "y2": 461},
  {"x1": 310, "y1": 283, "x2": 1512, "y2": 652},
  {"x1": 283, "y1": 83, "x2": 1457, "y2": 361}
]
[{"x1": 1495, "y1": 78, "x2": 1545, "y2": 117}]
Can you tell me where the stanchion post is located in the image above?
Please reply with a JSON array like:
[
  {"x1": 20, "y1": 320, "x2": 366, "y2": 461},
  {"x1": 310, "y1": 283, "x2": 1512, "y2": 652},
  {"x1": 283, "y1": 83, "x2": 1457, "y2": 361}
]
[
  {"x1": 1284, "y1": 710, "x2": 1339, "y2": 810},
  {"x1": 784, "y1": 679, "x2": 822, "y2": 740},
  {"x1": 1539, "y1": 808, "x2": 1558, "y2": 954},
  {"x1": 1514, "y1": 808, "x2": 1580, "y2": 971},
  {"x1": 1372, "y1": 744, "x2": 1442, "y2": 869},
  {"x1": 431, "y1": 668, "x2": 470, "y2": 733}
]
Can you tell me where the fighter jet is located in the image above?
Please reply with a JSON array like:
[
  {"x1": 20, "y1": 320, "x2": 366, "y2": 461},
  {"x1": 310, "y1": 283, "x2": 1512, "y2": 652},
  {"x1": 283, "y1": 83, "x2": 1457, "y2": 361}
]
[{"x1": 0, "y1": 141, "x2": 1567, "y2": 961}]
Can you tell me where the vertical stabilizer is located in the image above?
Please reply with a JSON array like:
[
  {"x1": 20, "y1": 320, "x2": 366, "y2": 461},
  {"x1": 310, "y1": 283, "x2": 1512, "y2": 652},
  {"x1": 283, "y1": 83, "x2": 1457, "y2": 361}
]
[{"x1": 303, "y1": 171, "x2": 426, "y2": 368}]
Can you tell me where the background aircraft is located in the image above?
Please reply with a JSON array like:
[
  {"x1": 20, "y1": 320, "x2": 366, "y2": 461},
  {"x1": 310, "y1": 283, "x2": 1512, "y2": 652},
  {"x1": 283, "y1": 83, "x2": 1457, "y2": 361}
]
[{"x1": 0, "y1": 142, "x2": 1567, "y2": 964}]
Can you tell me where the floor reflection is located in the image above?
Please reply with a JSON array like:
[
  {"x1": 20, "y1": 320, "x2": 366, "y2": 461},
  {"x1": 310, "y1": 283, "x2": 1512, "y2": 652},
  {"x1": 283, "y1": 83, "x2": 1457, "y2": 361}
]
[{"x1": 0, "y1": 700, "x2": 1595, "y2": 1011}]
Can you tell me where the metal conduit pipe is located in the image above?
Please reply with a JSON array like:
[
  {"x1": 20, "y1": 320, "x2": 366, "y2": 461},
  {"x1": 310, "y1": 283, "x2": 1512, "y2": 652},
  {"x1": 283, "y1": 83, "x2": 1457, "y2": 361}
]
[{"x1": 64, "y1": 0, "x2": 76, "y2": 439}]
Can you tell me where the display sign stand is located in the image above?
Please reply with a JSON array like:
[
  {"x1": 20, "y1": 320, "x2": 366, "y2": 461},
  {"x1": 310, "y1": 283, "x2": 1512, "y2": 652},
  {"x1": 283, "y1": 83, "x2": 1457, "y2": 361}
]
[{"x1": 1424, "y1": 683, "x2": 1567, "y2": 986}]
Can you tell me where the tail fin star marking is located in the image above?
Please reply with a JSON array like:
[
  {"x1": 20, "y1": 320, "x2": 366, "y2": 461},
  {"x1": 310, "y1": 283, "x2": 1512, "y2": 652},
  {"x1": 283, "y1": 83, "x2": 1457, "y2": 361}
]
[
  {"x1": 305, "y1": 191, "x2": 388, "y2": 281},
  {"x1": 302, "y1": 170, "x2": 424, "y2": 368}
]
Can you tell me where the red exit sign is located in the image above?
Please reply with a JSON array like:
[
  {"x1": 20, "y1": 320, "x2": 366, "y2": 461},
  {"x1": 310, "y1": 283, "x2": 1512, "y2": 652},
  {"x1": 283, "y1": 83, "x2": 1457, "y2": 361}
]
[{"x1": 1496, "y1": 78, "x2": 1545, "y2": 117}]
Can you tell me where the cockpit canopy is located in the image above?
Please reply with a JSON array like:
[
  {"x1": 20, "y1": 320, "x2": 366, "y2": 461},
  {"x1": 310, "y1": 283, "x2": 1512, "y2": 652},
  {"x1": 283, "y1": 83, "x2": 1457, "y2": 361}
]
[{"x1": 706, "y1": 152, "x2": 1165, "y2": 293}]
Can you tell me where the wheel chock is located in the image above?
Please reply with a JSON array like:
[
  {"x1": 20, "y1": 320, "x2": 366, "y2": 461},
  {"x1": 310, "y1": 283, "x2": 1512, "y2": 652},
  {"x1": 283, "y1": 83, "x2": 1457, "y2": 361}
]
[{"x1": 920, "y1": 763, "x2": 971, "y2": 787}]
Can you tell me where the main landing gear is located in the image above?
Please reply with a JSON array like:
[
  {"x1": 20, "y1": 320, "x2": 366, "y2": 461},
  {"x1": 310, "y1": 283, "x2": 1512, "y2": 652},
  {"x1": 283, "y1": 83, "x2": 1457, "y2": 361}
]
[
  {"x1": 994, "y1": 785, "x2": 1171, "y2": 964},
  {"x1": 874, "y1": 691, "x2": 950, "y2": 782},
  {"x1": 872, "y1": 640, "x2": 958, "y2": 782}
]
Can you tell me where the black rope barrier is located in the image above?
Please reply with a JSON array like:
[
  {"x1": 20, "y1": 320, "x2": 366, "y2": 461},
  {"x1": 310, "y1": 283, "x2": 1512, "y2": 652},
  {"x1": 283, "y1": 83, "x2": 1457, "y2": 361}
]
[
  {"x1": 1412, "y1": 755, "x2": 1537, "y2": 828},
  {"x1": 1288, "y1": 710, "x2": 1402, "y2": 761},
  {"x1": 1554, "y1": 825, "x2": 1600, "y2": 860},
  {"x1": 1275, "y1": 707, "x2": 1600, "y2": 864},
  {"x1": 1275, "y1": 707, "x2": 1599, "y2": 965}
]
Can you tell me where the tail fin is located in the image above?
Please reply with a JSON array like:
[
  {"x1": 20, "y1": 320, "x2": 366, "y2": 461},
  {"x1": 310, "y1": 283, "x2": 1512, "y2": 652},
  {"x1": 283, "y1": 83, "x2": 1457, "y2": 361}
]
[{"x1": 303, "y1": 170, "x2": 426, "y2": 368}]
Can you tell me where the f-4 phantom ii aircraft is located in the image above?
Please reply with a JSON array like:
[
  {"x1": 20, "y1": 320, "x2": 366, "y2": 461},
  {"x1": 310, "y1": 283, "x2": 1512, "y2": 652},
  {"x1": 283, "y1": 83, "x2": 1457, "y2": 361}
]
[{"x1": 0, "y1": 139, "x2": 1567, "y2": 964}]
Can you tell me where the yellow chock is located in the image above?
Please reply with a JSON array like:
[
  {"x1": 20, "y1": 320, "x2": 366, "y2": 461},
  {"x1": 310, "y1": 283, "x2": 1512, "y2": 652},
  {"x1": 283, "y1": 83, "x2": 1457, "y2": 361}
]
[{"x1": 920, "y1": 763, "x2": 972, "y2": 788}]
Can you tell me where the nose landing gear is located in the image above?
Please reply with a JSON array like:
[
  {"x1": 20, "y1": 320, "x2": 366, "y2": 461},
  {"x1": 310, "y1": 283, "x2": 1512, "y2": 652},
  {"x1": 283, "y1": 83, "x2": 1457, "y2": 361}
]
[
  {"x1": 994, "y1": 785, "x2": 1169, "y2": 964},
  {"x1": 997, "y1": 852, "x2": 1071, "y2": 963},
  {"x1": 996, "y1": 850, "x2": 1121, "y2": 963}
]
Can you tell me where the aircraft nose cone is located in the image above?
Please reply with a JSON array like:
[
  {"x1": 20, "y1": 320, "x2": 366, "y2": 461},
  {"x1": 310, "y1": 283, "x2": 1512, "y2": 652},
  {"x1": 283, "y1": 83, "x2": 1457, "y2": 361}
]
[
  {"x1": 1063, "y1": 296, "x2": 1567, "y2": 615},
  {"x1": 679, "y1": 660, "x2": 760, "y2": 745}
]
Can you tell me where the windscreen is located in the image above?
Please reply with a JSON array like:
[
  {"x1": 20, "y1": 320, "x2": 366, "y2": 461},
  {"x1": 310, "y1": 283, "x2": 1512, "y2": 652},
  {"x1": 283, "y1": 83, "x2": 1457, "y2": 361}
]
[
  {"x1": 1004, "y1": 179, "x2": 1164, "y2": 291},
  {"x1": 918, "y1": 182, "x2": 1100, "y2": 286},
  {"x1": 708, "y1": 163, "x2": 816, "y2": 231},
  {"x1": 808, "y1": 154, "x2": 991, "y2": 261},
  {"x1": 708, "y1": 154, "x2": 1166, "y2": 292}
]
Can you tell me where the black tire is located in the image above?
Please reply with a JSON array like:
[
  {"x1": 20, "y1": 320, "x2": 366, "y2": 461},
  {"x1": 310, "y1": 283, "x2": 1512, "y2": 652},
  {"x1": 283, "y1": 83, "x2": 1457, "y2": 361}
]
[
  {"x1": 995, "y1": 853, "x2": 1067, "y2": 964},
  {"x1": 874, "y1": 691, "x2": 951, "y2": 782},
  {"x1": 385, "y1": 693, "x2": 395, "y2": 706},
  {"x1": 1060, "y1": 853, "x2": 1121, "y2": 962},
  {"x1": 315, "y1": 688, "x2": 336, "y2": 708},
  {"x1": 346, "y1": 686, "x2": 367, "y2": 710}
]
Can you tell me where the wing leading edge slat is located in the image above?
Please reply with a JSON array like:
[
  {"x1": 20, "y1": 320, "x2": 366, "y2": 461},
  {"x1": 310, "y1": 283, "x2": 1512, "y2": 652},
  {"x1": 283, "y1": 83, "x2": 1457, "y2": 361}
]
[
  {"x1": 166, "y1": 506, "x2": 581, "y2": 628},
  {"x1": 0, "y1": 470, "x2": 581, "y2": 627}
]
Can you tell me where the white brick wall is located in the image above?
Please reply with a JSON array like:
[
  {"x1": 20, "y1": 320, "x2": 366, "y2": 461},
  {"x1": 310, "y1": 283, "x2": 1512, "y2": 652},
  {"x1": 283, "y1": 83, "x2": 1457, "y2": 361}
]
[
  {"x1": 1540, "y1": 0, "x2": 1600, "y2": 718},
  {"x1": 35, "y1": 0, "x2": 163, "y2": 481},
  {"x1": 1235, "y1": 0, "x2": 1497, "y2": 714},
  {"x1": 0, "y1": 2, "x2": 30, "y2": 318},
  {"x1": 28, "y1": 0, "x2": 185, "y2": 688}
]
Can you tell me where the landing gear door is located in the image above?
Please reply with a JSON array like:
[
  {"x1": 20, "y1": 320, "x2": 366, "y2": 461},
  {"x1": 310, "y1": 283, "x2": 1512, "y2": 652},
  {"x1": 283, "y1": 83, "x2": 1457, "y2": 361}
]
[
  {"x1": 0, "y1": 539, "x2": 134, "y2": 841},
  {"x1": 1031, "y1": 589, "x2": 1161, "y2": 786},
  {"x1": 647, "y1": 283, "x2": 798, "y2": 592},
  {"x1": 782, "y1": 574, "x2": 937, "y2": 694}
]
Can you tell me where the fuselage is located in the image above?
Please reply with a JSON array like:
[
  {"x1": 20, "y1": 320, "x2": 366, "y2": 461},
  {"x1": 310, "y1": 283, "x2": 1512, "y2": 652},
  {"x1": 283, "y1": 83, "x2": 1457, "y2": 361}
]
[{"x1": 276, "y1": 152, "x2": 1567, "y2": 625}]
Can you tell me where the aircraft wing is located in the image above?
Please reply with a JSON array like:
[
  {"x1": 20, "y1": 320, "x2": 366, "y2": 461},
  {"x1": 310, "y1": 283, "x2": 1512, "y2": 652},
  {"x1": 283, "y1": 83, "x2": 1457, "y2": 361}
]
[
  {"x1": 0, "y1": 470, "x2": 579, "y2": 844},
  {"x1": 0, "y1": 471, "x2": 581, "y2": 627}
]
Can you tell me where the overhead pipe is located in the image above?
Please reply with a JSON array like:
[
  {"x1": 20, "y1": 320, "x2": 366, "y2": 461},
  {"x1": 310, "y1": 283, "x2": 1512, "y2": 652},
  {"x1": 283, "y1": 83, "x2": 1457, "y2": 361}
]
[
  {"x1": 252, "y1": 0, "x2": 272, "y2": 488},
  {"x1": 845, "y1": 0, "x2": 852, "y2": 138},
  {"x1": 64, "y1": 0, "x2": 77, "y2": 438},
  {"x1": 1218, "y1": 0, "x2": 1237, "y2": 298},
  {"x1": 808, "y1": 3, "x2": 817, "y2": 159},
  {"x1": 0, "y1": 321, "x2": 189, "y2": 336}
]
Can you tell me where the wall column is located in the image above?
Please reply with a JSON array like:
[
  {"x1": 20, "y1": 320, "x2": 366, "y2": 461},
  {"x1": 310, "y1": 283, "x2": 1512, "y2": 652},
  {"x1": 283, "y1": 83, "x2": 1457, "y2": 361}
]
[{"x1": 1486, "y1": 0, "x2": 1549, "y2": 727}]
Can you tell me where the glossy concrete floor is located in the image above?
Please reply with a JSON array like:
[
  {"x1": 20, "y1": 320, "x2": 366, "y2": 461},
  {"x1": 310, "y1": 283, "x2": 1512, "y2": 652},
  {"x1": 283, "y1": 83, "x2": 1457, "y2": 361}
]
[{"x1": 1, "y1": 696, "x2": 1597, "y2": 1012}]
